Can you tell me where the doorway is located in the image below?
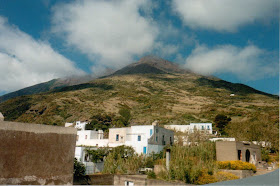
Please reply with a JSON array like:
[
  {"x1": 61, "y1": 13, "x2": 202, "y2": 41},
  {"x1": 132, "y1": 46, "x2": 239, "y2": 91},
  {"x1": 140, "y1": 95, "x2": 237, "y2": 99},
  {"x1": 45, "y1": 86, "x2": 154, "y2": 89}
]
[{"x1": 245, "y1": 149, "x2": 250, "y2": 162}]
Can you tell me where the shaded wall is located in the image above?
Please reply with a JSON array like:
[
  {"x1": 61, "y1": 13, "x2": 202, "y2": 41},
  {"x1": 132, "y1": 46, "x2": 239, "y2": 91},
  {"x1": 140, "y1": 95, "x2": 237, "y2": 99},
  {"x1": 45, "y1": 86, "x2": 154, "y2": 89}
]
[
  {"x1": 0, "y1": 121, "x2": 76, "y2": 185},
  {"x1": 216, "y1": 141, "x2": 261, "y2": 164}
]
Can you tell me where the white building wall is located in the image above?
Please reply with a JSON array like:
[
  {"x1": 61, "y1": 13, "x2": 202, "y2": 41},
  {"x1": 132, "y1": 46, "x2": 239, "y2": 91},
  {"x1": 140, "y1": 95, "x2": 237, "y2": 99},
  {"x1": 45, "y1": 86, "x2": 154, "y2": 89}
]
[
  {"x1": 75, "y1": 121, "x2": 88, "y2": 130},
  {"x1": 190, "y1": 123, "x2": 212, "y2": 134},
  {"x1": 209, "y1": 138, "x2": 235, "y2": 142},
  {"x1": 164, "y1": 123, "x2": 212, "y2": 134},
  {"x1": 126, "y1": 125, "x2": 153, "y2": 155},
  {"x1": 75, "y1": 146, "x2": 84, "y2": 162},
  {"x1": 164, "y1": 125, "x2": 190, "y2": 133}
]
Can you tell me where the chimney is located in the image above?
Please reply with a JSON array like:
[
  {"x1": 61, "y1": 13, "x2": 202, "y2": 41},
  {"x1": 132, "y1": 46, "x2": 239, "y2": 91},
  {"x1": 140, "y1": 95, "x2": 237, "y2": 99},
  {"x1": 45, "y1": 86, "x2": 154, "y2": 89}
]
[{"x1": 0, "y1": 112, "x2": 4, "y2": 121}]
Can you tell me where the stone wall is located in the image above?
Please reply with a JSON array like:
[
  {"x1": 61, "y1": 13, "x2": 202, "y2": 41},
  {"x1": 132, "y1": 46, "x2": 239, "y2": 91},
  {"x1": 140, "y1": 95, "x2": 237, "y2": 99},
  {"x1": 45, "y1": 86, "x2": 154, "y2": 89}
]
[
  {"x1": 88, "y1": 174, "x2": 188, "y2": 185},
  {"x1": 88, "y1": 174, "x2": 114, "y2": 185},
  {"x1": 220, "y1": 169, "x2": 254, "y2": 179},
  {"x1": 0, "y1": 121, "x2": 76, "y2": 185}
]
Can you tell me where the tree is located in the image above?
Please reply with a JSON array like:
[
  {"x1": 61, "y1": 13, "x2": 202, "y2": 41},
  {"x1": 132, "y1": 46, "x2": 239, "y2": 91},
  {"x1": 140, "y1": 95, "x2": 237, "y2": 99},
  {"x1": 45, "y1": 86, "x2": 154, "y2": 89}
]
[
  {"x1": 119, "y1": 107, "x2": 131, "y2": 126},
  {"x1": 86, "y1": 113, "x2": 114, "y2": 131},
  {"x1": 214, "y1": 114, "x2": 231, "y2": 135},
  {"x1": 73, "y1": 158, "x2": 86, "y2": 181}
]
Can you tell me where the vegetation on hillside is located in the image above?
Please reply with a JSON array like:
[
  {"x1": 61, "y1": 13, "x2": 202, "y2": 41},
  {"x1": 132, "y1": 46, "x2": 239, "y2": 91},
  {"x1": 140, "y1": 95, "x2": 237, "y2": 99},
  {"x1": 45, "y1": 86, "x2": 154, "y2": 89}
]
[{"x1": 0, "y1": 73, "x2": 278, "y2": 151}]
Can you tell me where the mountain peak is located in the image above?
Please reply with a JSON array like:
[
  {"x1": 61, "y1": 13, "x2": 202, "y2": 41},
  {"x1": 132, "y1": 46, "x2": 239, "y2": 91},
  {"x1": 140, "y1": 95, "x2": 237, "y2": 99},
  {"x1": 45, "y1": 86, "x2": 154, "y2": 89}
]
[
  {"x1": 138, "y1": 55, "x2": 164, "y2": 63},
  {"x1": 112, "y1": 56, "x2": 190, "y2": 76}
]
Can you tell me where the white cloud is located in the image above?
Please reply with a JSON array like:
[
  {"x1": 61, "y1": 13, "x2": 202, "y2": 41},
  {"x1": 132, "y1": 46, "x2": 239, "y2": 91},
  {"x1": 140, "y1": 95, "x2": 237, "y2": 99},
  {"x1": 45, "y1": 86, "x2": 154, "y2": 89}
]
[
  {"x1": 51, "y1": 0, "x2": 158, "y2": 71},
  {"x1": 0, "y1": 17, "x2": 85, "y2": 92},
  {"x1": 184, "y1": 44, "x2": 278, "y2": 80},
  {"x1": 172, "y1": 0, "x2": 277, "y2": 32}
]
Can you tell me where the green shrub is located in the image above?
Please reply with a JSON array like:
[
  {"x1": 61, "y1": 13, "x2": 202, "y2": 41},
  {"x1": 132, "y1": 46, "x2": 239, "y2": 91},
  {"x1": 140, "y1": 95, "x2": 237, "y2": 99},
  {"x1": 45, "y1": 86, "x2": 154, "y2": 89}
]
[
  {"x1": 154, "y1": 142, "x2": 217, "y2": 184},
  {"x1": 195, "y1": 170, "x2": 217, "y2": 185},
  {"x1": 215, "y1": 171, "x2": 239, "y2": 182},
  {"x1": 73, "y1": 158, "x2": 88, "y2": 183},
  {"x1": 217, "y1": 161, "x2": 256, "y2": 173},
  {"x1": 147, "y1": 171, "x2": 156, "y2": 179}
]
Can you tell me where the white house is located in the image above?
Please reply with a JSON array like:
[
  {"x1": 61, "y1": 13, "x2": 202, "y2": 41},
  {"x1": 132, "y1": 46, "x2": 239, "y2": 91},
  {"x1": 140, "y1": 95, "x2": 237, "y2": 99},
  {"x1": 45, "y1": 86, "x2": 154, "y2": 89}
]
[
  {"x1": 164, "y1": 123, "x2": 213, "y2": 134},
  {"x1": 108, "y1": 124, "x2": 174, "y2": 155},
  {"x1": 67, "y1": 121, "x2": 174, "y2": 174},
  {"x1": 64, "y1": 121, "x2": 89, "y2": 130},
  {"x1": 209, "y1": 137, "x2": 236, "y2": 142}
]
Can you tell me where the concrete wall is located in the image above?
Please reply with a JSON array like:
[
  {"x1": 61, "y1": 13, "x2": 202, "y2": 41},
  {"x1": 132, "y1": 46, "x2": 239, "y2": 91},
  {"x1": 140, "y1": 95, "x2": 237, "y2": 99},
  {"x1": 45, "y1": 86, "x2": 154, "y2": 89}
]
[
  {"x1": 0, "y1": 121, "x2": 77, "y2": 185},
  {"x1": 220, "y1": 169, "x2": 254, "y2": 179},
  {"x1": 149, "y1": 125, "x2": 174, "y2": 146},
  {"x1": 216, "y1": 141, "x2": 261, "y2": 164},
  {"x1": 114, "y1": 175, "x2": 187, "y2": 185},
  {"x1": 88, "y1": 174, "x2": 189, "y2": 185},
  {"x1": 216, "y1": 141, "x2": 238, "y2": 161},
  {"x1": 83, "y1": 162, "x2": 104, "y2": 175},
  {"x1": 148, "y1": 144, "x2": 164, "y2": 155},
  {"x1": 236, "y1": 142, "x2": 261, "y2": 164},
  {"x1": 88, "y1": 174, "x2": 114, "y2": 185}
]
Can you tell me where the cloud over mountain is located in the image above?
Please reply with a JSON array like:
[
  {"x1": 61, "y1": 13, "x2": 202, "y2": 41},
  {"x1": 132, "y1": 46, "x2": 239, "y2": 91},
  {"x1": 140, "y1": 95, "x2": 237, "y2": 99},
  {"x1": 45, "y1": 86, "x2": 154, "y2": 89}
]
[
  {"x1": 172, "y1": 0, "x2": 277, "y2": 32},
  {"x1": 51, "y1": 0, "x2": 158, "y2": 70},
  {"x1": 0, "y1": 16, "x2": 84, "y2": 92},
  {"x1": 184, "y1": 44, "x2": 278, "y2": 80}
]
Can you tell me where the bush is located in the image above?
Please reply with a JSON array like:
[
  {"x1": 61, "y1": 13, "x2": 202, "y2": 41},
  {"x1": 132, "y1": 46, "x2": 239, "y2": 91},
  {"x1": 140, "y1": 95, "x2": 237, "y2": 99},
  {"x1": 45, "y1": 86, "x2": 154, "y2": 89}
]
[
  {"x1": 73, "y1": 158, "x2": 88, "y2": 183},
  {"x1": 195, "y1": 170, "x2": 217, "y2": 185},
  {"x1": 218, "y1": 161, "x2": 256, "y2": 173},
  {"x1": 155, "y1": 142, "x2": 217, "y2": 184},
  {"x1": 102, "y1": 146, "x2": 143, "y2": 174},
  {"x1": 215, "y1": 171, "x2": 239, "y2": 182},
  {"x1": 147, "y1": 171, "x2": 156, "y2": 179}
]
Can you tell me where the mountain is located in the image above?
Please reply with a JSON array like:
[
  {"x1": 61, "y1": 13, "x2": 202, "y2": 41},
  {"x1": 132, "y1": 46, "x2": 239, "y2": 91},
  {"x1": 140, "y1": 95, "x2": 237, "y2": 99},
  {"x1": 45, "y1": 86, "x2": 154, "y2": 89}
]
[
  {"x1": 0, "y1": 55, "x2": 277, "y2": 125},
  {"x1": 111, "y1": 55, "x2": 191, "y2": 75},
  {"x1": 0, "y1": 75, "x2": 95, "y2": 103},
  {"x1": 0, "y1": 55, "x2": 278, "y2": 149}
]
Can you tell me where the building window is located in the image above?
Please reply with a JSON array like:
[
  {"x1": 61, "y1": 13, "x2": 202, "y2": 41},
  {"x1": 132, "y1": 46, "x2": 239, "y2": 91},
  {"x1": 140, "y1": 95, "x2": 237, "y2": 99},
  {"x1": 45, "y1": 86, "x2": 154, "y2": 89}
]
[
  {"x1": 202, "y1": 126, "x2": 204, "y2": 130},
  {"x1": 143, "y1": 147, "x2": 147, "y2": 154},
  {"x1": 150, "y1": 129, "x2": 153, "y2": 136},
  {"x1": 162, "y1": 135, "x2": 165, "y2": 145},
  {"x1": 116, "y1": 134, "x2": 119, "y2": 141},
  {"x1": 156, "y1": 136, "x2": 158, "y2": 142},
  {"x1": 156, "y1": 129, "x2": 158, "y2": 133},
  {"x1": 85, "y1": 135, "x2": 87, "y2": 139},
  {"x1": 207, "y1": 125, "x2": 210, "y2": 130},
  {"x1": 170, "y1": 137, "x2": 172, "y2": 145},
  {"x1": 138, "y1": 135, "x2": 141, "y2": 141}
]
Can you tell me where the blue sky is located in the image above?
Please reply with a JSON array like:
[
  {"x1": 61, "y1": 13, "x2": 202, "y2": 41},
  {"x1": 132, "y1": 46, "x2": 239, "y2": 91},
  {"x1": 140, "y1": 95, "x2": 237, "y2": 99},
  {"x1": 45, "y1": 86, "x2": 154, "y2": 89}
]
[{"x1": 0, "y1": 0, "x2": 278, "y2": 95}]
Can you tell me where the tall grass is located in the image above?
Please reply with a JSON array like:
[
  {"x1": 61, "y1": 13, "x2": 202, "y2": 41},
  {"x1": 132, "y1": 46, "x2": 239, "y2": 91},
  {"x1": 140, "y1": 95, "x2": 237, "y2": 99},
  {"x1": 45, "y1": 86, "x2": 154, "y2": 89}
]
[{"x1": 157, "y1": 142, "x2": 217, "y2": 184}]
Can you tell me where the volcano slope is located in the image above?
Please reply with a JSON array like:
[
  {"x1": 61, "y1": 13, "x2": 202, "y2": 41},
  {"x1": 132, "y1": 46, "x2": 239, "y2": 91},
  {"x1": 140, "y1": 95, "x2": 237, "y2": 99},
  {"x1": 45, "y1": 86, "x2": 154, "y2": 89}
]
[{"x1": 0, "y1": 56, "x2": 278, "y2": 148}]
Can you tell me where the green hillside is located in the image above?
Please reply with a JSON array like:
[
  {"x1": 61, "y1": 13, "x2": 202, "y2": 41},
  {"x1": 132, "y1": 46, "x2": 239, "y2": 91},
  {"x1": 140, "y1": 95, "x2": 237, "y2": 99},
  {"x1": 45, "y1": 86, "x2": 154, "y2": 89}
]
[{"x1": 0, "y1": 57, "x2": 278, "y2": 149}]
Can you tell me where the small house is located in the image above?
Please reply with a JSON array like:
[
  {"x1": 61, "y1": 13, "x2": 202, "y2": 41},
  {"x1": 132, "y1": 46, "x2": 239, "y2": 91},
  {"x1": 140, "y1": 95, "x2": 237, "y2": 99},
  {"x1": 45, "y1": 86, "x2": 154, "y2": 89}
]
[{"x1": 216, "y1": 141, "x2": 261, "y2": 165}]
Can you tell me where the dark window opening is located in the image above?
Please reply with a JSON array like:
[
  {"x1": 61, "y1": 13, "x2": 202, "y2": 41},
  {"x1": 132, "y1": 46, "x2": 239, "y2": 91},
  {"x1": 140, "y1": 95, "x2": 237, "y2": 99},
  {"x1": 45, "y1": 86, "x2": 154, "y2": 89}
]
[
  {"x1": 246, "y1": 149, "x2": 250, "y2": 162},
  {"x1": 116, "y1": 134, "x2": 119, "y2": 141},
  {"x1": 238, "y1": 150, "x2": 242, "y2": 160}
]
